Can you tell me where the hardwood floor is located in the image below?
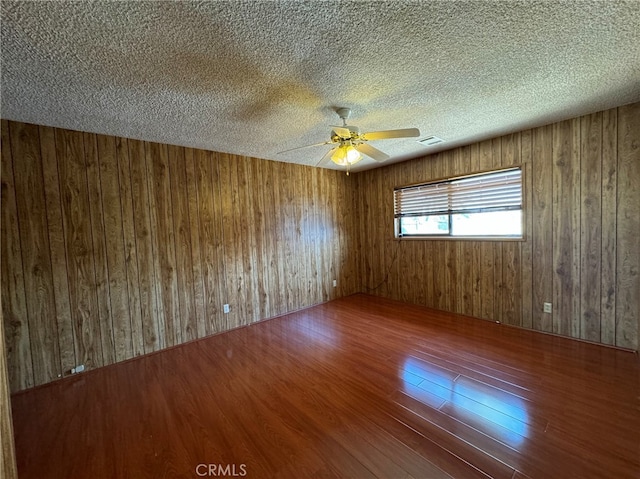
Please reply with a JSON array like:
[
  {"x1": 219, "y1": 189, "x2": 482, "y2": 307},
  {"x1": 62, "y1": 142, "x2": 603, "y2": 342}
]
[{"x1": 10, "y1": 294, "x2": 640, "y2": 478}]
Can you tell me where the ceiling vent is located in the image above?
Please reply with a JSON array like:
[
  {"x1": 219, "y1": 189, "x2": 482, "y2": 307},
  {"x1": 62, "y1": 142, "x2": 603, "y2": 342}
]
[{"x1": 418, "y1": 136, "x2": 445, "y2": 146}]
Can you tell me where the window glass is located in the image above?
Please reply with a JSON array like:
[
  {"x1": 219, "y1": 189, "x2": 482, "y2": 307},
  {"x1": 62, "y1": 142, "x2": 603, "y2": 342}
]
[{"x1": 394, "y1": 168, "x2": 522, "y2": 239}]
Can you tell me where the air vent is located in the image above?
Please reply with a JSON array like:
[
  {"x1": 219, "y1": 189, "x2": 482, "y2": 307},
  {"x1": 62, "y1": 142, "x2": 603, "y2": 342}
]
[{"x1": 418, "y1": 136, "x2": 445, "y2": 146}]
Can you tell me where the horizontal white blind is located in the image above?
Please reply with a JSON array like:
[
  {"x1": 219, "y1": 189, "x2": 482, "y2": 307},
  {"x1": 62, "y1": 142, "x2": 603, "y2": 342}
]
[{"x1": 394, "y1": 168, "x2": 522, "y2": 217}]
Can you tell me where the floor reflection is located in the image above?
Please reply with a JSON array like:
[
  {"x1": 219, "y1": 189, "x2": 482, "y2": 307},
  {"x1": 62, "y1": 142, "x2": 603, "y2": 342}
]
[{"x1": 401, "y1": 357, "x2": 529, "y2": 447}]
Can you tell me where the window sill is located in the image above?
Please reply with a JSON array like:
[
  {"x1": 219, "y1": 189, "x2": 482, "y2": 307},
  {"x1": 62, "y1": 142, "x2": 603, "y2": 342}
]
[{"x1": 395, "y1": 236, "x2": 525, "y2": 242}]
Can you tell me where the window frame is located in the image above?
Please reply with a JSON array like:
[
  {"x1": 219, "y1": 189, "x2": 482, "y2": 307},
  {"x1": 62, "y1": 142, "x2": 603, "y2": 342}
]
[{"x1": 393, "y1": 166, "x2": 525, "y2": 241}]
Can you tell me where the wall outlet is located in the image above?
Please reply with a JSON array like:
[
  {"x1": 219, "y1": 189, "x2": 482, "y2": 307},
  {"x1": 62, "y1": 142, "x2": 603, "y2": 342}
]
[
  {"x1": 543, "y1": 302, "x2": 552, "y2": 314},
  {"x1": 332, "y1": 279, "x2": 337, "y2": 288},
  {"x1": 223, "y1": 304, "x2": 230, "y2": 314},
  {"x1": 71, "y1": 364, "x2": 85, "y2": 374}
]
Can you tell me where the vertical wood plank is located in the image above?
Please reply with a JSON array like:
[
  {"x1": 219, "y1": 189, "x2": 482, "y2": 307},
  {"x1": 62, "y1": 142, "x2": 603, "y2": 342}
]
[
  {"x1": 237, "y1": 154, "x2": 257, "y2": 325},
  {"x1": 96, "y1": 133, "x2": 136, "y2": 362},
  {"x1": 348, "y1": 170, "x2": 363, "y2": 296},
  {"x1": 616, "y1": 103, "x2": 640, "y2": 350},
  {"x1": 580, "y1": 113, "x2": 602, "y2": 342},
  {"x1": 308, "y1": 167, "x2": 323, "y2": 304},
  {"x1": 478, "y1": 139, "x2": 493, "y2": 169},
  {"x1": 482, "y1": 242, "x2": 496, "y2": 322},
  {"x1": 116, "y1": 137, "x2": 144, "y2": 357},
  {"x1": 0, "y1": 307, "x2": 18, "y2": 477},
  {"x1": 280, "y1": 162, "x2": 298, "y2": 310},
  {"x1": 445, "y1": 242, "x2": 457, "y2": 313},
  {"x1": 219, "y1": 152, "x2": 241, "y2": 329},
  {"x1": 211, "y1": 152, "x2": 228, "y2": 332},
  {"x1": 168, "y1": 145, "x2": 197, "y2": 342},
  {"x1": 262, "y1": 158, "x2": 285, "y2": 313},
  {"x1": 195, "y1": 149, "x2": 224, "y2": 335},
  {"x1": 331, "y1": 169, "x2": 346, "y2": 300},
  {"x1": 39, "y1": 126, "x2": 78, "y2": 373},
  {"x1": 332, "y1": 170, "x2": 345, "y2": 300},
  {"x1": 183, "y1": 147, "x2": 207, "y2": 339},
  {"x1": 375, "y1": 170, "x2": 389, "y2": 298},
  {"x1": 295, "y1": 164, "x2": 310, "y2": 305},
  {"x1": 382, "y1": 168, "x2": 396, "y2": 299},
  {"x1": 501, "y1": 133, "x2": 518, "y2": 167},
  {"x1": 600, "y1": 110, "x2": 617, "y2": 346},
  {"x1": 239, "y1": 156, "x2": 259, "y2": 324},
  {"x1": 357, "y1": 171, "x2": 368, "y2": 293},
  {"x1": 297, "y1": 163, "x2": 310, "y2": 305},
  {"x1": 84, "y1": 132, "x2": 115, "y2": 366},
  {"x1": 55, "y1": 128, "x2": 104, "y2": 369},
  {"x1": 1, "y1": 120, "x2": 33, "y2": 391},
  {"x1": 249, "y1": 157, "x2": 269, "y2": 320},
  {"x1": 358, "y1": 172, "x2": 372, "y2": 294},
  {"x1": 304, "y1": 167, "x2": 324, "y2": 304},
  {"x1": 146, "y1": 141, "x2": 179, "y2": 347},
  {"x1": 552, "y1": 119, "x2": 581, "y2": 337},
  {"x1": 459, "y1": 242, "x2": 473, "y2": 316},
  {"x1": 10, "y1": 122, "x2": 62, "y2": 385},
  {"x1": 128, "y1": 139, "x2": 160, "y2": 353},
  {"x1": 520, "y1": 129, "x2": 534, "y2": 329},
  {"x1": 502, "y1": 242, "x2": 521, "y2": 326},
  {"x1": 532, "y1": 124, "x2": 554, "y2": 332},
  {"x1": 315, "y1": 166, "x2": 327, "y2": 299}
]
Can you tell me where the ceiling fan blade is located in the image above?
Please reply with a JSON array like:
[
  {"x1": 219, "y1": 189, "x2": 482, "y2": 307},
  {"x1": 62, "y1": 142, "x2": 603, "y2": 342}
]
[
  {"x1": 330, "y1": 126, "x2": 352, "y2": 139},
  {"x1": 278, "y1": 141, "x2": 332, "y2": 154},
  {"x1": 361, "y1": 128, "x2": 420, "y2": 141},
  {"x1": 356, "y1": 143, "x2": 390, "y2": 162},
  {"x1": 316, "y1": 148, "x2": 336, "y2": 167}
]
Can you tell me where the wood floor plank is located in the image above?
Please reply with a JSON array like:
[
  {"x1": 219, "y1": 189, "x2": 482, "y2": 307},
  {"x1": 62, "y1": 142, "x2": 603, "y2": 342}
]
[
  {"x1": 10, "y1": 294, "x2": 640, "y2": 479},
  {"x1": 396, "y1": 411, "x2": 514, "y2": 478}
]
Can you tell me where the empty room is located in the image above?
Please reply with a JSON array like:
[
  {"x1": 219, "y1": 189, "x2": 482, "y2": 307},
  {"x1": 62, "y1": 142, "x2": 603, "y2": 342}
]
[{"x1": 1, "y1": 1, "x2": 639, "y2": 478}]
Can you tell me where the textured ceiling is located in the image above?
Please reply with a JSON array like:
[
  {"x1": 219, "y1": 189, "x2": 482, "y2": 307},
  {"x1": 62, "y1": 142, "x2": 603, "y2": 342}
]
[{"x1": 2, "y1": 1, "x2": 639, "y2": 171}]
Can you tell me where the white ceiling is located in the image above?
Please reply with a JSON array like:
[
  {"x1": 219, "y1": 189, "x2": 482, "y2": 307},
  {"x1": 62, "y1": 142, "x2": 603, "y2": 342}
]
[{"x1": 2, "y1": 1, "x2": 639, "y2": 171}]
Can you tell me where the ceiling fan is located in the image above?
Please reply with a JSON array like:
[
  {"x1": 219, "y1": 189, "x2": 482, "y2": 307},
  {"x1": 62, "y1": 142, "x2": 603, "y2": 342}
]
[{"x1": 280, "y1": 108, "x2": 420, "y2": 174}]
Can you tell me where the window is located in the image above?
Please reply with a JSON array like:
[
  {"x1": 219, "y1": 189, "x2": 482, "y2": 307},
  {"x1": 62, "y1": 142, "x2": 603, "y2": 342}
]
[{"x1": 394, "y1": 167, "x2": 522, "y2": 239}]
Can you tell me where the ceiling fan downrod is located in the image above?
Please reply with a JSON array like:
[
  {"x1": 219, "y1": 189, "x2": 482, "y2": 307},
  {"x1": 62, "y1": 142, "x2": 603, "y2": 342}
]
[{"x1": 335, "y1": 107, "x2": 352, "y2": 126}]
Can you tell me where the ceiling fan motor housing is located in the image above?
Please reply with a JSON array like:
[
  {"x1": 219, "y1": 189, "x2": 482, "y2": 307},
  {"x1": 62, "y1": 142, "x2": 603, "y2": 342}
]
[
  {"x1": 331, "y1": 126, "x2": 361, "y2": 142},
  {"x1": 336, "y1": 107, "x2": 352, "y2": 121}
]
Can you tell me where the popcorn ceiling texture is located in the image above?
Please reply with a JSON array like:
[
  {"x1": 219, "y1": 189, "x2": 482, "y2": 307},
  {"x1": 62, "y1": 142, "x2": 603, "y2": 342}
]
[{"x1": 2, "y1": 1, "x2": 639, "y2": 171}]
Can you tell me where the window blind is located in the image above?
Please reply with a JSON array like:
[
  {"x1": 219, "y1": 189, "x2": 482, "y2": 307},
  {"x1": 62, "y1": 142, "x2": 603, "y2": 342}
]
[{"x1": 394, "y1": 168, "x2": 522, "y2": 218}]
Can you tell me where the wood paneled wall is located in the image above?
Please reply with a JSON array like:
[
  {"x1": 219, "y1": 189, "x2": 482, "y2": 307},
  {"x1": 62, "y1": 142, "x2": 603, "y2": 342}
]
[
  {"x1": 1, "y1": 131, "x2": 18, "y2": 476},
  {"x1": 1, "y1": 120, "x2": 361, "y2": 392},
  {"x1": 0, "y1": 309, "x2": 17, "y2": 478},
  {"x1": 356, "y1": 102, "x2": 640, "y2": 350},
  {"x1": 2, "y1": 102, "x2": 638, "y2": 393}
]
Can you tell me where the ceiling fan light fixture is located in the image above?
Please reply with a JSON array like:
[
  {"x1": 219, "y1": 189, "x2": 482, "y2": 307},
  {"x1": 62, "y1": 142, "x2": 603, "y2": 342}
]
[
  {"x1": 331, "y1": 143, "x2": 362, "y2": 166},
  {"x1": 282, "y1": 107, "x2": 419, "y2": 171}
]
